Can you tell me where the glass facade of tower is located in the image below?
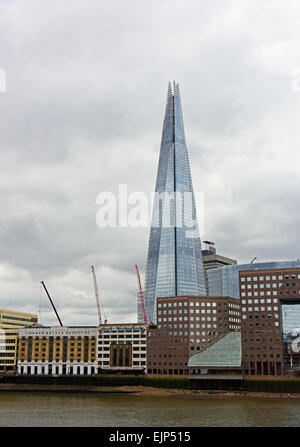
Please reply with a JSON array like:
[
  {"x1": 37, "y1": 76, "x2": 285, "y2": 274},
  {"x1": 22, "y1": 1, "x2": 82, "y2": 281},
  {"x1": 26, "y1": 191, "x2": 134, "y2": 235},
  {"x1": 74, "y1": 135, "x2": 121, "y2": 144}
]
[
  {"x1": 142, "y1": 82, "x2": 206, "y2": 324},
  {"x1": 281, "y1": 304, "x2": 300, "y2": 370}
]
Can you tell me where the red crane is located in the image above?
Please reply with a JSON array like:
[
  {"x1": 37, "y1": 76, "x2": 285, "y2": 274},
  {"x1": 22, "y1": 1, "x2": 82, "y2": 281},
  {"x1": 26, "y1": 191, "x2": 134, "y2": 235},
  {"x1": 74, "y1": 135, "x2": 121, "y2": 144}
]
[
  {"x1": 40, "y1": 280, "x2": 63, "y2": 326},
  {"x1": 135, "y1": 264, "x2": 147, "y2": 325}
]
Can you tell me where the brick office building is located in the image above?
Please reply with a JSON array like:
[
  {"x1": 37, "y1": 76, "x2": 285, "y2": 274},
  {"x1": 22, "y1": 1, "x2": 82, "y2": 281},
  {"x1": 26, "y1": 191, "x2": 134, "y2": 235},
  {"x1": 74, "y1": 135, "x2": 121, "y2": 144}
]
[
  {"x1": 147, "y1": 296, "x2": 240, "y2": 375},
  {"x1": 240, "y1": 268, "x2": 300, "y2": 376}
]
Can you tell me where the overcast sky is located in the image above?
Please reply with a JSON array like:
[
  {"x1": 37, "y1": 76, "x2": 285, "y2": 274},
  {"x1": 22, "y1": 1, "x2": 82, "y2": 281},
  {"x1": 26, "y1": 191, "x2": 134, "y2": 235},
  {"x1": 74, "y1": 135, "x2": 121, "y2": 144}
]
[{"x1": 1, "y1": 0, "x2": 300, "y2": 325}]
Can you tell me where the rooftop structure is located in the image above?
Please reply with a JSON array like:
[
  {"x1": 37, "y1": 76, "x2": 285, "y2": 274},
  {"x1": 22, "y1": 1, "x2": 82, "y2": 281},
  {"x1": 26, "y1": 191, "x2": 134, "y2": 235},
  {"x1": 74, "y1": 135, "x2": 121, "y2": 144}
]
[
  {"x1": 207, "y1": 260, "x2": 300, "y2": 299},
  {"x1": 202, "y1": 241, "x2": 237, "y2": 292}
]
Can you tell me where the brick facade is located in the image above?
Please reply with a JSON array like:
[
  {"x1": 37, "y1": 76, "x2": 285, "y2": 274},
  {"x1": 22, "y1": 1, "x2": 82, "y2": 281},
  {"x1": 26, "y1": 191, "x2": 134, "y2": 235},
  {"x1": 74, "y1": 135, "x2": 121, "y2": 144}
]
[{"x1": 147, "y1": 296, "x2": 240, "y2": 375}]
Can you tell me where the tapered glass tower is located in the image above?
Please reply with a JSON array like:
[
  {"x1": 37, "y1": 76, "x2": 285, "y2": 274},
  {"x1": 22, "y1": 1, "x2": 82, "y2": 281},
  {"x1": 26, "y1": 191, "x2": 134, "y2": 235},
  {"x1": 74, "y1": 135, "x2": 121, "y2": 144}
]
[{"x1": 142, "y1": 82, "x2": 206, "y2": 324}]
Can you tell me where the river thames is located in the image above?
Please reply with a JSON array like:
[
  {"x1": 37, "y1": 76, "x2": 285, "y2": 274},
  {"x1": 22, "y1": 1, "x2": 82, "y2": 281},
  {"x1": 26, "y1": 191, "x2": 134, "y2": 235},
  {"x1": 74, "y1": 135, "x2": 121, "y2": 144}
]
[{"x1": 0, "y1": 392, "x2": 299, "y2": 426}]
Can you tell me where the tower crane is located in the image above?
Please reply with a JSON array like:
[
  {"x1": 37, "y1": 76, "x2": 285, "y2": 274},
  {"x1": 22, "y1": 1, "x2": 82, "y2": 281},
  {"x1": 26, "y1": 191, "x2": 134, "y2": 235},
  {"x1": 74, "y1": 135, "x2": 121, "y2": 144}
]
[
  {"x1": 91, "y1": 265, "x2": 107, "y2": 325},
  {"x1": 40, "y1": 281, "x2": 63, "y2": 326},
  {"x1": 135, "y1": 264, "x2": 147, "y2": 326}
]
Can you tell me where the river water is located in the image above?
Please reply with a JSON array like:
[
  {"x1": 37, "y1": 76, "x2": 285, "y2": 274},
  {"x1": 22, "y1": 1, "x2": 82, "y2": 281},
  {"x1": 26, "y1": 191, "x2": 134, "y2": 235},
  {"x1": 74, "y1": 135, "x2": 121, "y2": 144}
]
[{"x1": 0, "y1": 392, "x2": 299, "y2": 426}]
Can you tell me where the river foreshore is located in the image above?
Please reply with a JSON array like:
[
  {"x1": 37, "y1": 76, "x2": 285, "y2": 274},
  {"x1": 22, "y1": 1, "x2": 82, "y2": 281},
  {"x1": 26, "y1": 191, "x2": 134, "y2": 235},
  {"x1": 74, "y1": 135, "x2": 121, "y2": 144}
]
[{"x1": 0, "y1": 383, "x2": 300, "y2": 399}]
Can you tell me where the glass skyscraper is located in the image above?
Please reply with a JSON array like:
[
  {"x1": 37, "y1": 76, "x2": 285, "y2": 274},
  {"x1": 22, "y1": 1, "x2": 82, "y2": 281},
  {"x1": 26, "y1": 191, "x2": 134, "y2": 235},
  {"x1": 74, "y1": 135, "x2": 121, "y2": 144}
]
[{"x1": 142, "y1": 82, "x2": 206, "y2": 324}]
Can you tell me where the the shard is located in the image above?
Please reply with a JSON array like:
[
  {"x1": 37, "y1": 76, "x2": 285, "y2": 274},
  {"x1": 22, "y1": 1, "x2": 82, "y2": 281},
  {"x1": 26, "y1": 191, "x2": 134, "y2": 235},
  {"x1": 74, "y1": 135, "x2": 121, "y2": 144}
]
[{"x1": 142, "y1": 82, "x2": 206, "y2": 324}]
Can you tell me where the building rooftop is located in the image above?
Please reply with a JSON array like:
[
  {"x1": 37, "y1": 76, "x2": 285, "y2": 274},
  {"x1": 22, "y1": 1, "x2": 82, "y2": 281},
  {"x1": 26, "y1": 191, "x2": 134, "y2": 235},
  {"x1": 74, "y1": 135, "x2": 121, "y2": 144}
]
[{"x1": 188, "y1": 331, "x2": 242, "y2": 368}]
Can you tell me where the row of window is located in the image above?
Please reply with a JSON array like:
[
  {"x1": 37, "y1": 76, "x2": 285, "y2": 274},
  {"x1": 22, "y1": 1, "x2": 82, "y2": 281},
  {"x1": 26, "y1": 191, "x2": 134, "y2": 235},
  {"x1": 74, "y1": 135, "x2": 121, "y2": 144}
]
[
  {"x1": 242, "y1": 313, "x2": 279, "y2": 319},
  {"x1": 241, "y1": 291, "x2": 280, "y2": 297},
  {"x1": 102, "y1": 327, "x2": 142, "y2": 333},
  {"x1": 242, "y1": 299, "x2": 278, "y2": 304},
  {"x1": 241, "y1": 274, "x2": 300, "y2": 282},
  {"x1": 1, "y1": 315, "x2": 35, "y2": 322},
  {"x1": 158, "y1": 301, "x2": 237, "y2": 308},
  {"x1": 242, "y1": 319, "x2": 280, "y2": 327},
  {"x1": 241, "y1": 283, "x2": 291, "y2": 289},
  {"x1": 98, "y1": 354, "x2": 146, "y2": 358},
  {"x1": 244, "y1": 353, "x2": 281, "y2": 359},
  {"x1": 242, "y1": 307, "x2": 278, "y2": 313},
  {"x1": 98, "y1": 361, "x2": 146, "y2": 366},
  {"x1": 243, "y1": 337, "x2": 281, "y2": 343},
  {"x1": 244, "y1": 344, "x2": 281, "y2": 350},
  {"x1": 149, "y1": 362, "x2": 188, "y2": 366},
  {"x1": 157, "y1": 316, "x2": 238, "y2": 323},
  {"x1": 20, "y1": 334, "x2": 96, "y2": 338},
  {"x1": 98, "y1": 335, "x2": 145, "y2": 339},
  {"x1": 158, "y1": 309, "x2": 239, "y2": 316},
  {"x1": 0, "y1": 338, "x2": 16, "y2": 343}
]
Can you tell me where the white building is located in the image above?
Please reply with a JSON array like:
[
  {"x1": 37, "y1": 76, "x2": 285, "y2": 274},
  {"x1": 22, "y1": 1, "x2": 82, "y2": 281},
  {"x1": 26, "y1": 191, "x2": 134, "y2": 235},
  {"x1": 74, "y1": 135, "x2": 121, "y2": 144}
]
[
  {"x1": 17, "y1": 326, "x2": 97, "y2": 376},
  {"x1": 97, "y1": 323, "x2": 147, "y2": 374}
]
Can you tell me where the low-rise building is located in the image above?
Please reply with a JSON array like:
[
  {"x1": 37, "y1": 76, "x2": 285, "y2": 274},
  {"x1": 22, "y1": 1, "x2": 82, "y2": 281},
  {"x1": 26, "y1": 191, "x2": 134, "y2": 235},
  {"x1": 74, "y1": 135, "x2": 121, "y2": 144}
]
[
  {"x1": 17, "y1": 326, "x2": 97, "y2": 375},
  {"x1": 147, "y1": 296, "x2": 240, "y2": 375},
  {"x1": 0, "y1": 309, "x2": 38, "y2": 373},
  {"x1": 97, "y1": 323, "x2": 147, "y2": 374}
]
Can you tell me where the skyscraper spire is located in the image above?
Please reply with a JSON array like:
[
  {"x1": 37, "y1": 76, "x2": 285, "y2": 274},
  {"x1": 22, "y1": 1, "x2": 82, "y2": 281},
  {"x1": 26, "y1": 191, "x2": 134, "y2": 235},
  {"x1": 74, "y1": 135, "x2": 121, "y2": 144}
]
[{"x1": 142, "y1": 82, "x2": 206, "y2": 324}]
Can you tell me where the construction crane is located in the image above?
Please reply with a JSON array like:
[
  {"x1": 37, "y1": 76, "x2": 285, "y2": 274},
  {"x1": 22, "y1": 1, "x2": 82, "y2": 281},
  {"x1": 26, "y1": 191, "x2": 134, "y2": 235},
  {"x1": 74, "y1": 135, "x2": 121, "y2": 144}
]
[
  {"x1": 91, "y1": 265, "x2": 103, "y2": 325},
  {"x1": 40, "y1": 281, "x2": 63, "y2": 326},
  {"x1": 135, "y1": 264, "x2": 147, "y2": 325}
]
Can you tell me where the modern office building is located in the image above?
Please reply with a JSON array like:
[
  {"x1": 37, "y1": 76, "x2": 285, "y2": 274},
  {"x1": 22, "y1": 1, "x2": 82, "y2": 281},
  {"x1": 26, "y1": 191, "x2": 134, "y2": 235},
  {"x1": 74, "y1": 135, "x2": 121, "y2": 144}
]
[
  {"x1": 142, "y1": 82, "x2": 206, "y2": 325},
  {"x1": 97, "y1": 323, "x2": 147, "y2": 374},
  {"x1": 202, "y1": 241, "x2": 237, "y2": 291},
  {"x1": 207, "y1": 260, "x2": 300, "y2": 299},
  {"x1": 17, "y1": 326, "x2": 97, "y2": 375},
  {"x1": 0, "y1": 309, "x2": 38, "y2": 373},
  {"x1": 240, "y1": 267, "x2": 300, "y2": 376},
  {"x1": 147, "y1": 295, "x2": 240, "y2": 375}
]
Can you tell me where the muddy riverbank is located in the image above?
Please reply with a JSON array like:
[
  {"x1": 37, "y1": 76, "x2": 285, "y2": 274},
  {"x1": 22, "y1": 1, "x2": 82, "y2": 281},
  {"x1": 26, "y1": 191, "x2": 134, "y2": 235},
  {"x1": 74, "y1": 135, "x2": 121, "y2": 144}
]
[{"x1": 0, "y1": 383, "x2": 300, "y2": 399}]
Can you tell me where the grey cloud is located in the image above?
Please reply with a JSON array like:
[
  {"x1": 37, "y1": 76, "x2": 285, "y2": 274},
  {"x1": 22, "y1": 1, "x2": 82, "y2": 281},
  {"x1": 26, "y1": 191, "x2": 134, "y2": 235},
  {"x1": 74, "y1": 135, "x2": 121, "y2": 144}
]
[{"x1": 0, "y1": 0, "x2": 300, "y2": 324}]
